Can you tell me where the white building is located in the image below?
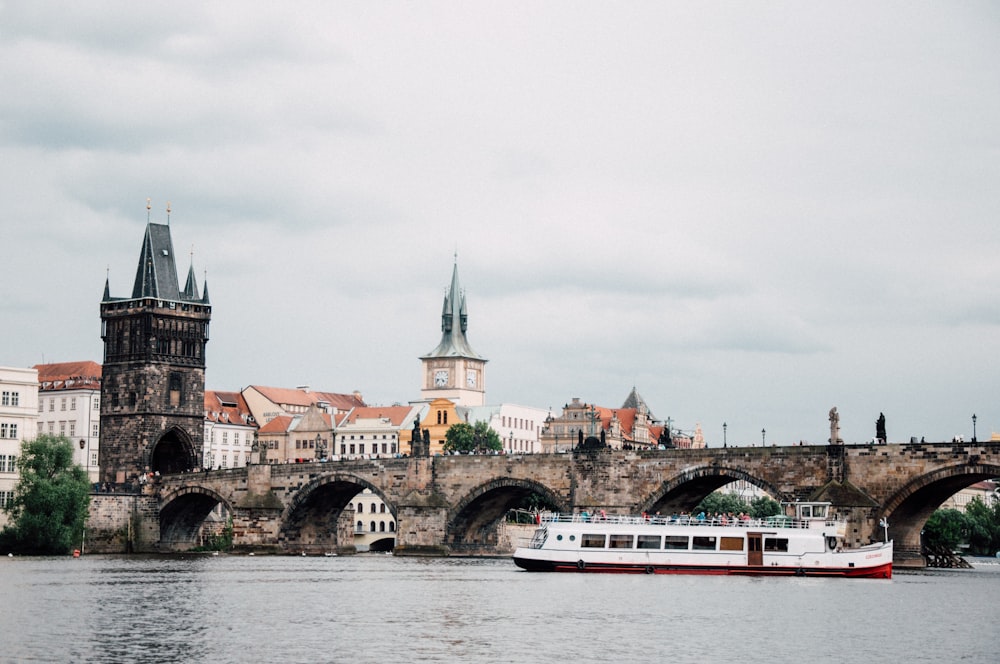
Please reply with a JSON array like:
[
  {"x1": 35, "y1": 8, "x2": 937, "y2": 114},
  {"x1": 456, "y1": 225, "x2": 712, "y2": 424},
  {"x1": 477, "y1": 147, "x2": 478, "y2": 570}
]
[
  {"x1": 204, "y1": 390, "x2": 258, "y2": 469},
  {"x1": 35, "y1": 362, "x2": 101, "y2": 482},
  {"x1": 350, "y1": 487, "x2": 397, "y2": 552},
  {"x1": 0, "y1": 367, "x2": 39, "y2": 528},
  {"x1": 335, "y1": 404, "x2": 425, "y2": 459},
  {"x1": 460, "y1": 403, "x2": 549, "y2": 454}
]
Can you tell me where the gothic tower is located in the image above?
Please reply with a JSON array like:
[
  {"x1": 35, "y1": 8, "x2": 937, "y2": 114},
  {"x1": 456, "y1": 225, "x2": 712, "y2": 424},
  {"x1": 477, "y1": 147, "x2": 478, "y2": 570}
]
[
  {"x1": 99, "y1": 217, "x2": 211, "y2": 483},
  {"x1": 420, "y1": 259, "x2": 487, "y2": 406}
]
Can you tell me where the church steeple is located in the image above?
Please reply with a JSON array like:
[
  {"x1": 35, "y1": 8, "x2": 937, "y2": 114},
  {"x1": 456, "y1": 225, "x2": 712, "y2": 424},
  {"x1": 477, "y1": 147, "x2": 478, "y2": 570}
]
[
  {"x1": 424, "y1": 259, "x2": 482, "y2": 360},
  {"x1": 420, "y1": 257, "x2": 487, "y2": 407}
]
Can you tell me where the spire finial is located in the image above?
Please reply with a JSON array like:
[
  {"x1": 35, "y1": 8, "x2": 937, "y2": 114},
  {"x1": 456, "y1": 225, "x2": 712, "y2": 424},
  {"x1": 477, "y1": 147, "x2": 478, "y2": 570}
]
[
  {"x1": 166, "y1": 201, "x2": 171, "y2": 225},
  {"x1": 146, "y1": 197, "x2": 151, "y2": 222}
]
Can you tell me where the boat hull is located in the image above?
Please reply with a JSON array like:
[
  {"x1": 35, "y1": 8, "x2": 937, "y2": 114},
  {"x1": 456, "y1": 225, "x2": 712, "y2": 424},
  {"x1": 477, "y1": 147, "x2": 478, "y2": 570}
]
[{"x1": 513, "y1": 555, "x2": 892, "y2": 579}]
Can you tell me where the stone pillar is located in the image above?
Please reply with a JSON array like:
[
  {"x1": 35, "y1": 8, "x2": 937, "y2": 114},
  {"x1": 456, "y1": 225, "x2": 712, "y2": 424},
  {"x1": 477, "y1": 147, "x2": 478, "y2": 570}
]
[{"x1": 393, "y1": 503, "x2": 450, "y2": 556}]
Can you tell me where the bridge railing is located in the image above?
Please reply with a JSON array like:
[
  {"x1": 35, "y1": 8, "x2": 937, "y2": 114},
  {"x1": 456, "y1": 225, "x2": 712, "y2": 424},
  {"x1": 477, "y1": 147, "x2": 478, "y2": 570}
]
[{"x1": 540, "y1": 512, "x2": 823, "y2": 530}]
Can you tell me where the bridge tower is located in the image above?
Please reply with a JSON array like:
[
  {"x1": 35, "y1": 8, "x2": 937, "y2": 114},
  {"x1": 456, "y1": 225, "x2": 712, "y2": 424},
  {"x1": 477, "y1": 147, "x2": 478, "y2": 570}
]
[
  {"x1": 98, "y1": 212, "x2": 211, "y2": 483},
  {"x1": 419, "y1": 257, "x2": 487, "y2": 406}
]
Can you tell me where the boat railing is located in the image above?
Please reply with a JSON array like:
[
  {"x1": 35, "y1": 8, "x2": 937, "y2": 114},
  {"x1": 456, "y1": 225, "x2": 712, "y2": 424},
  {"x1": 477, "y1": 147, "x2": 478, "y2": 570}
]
[{"x1": 538, "y1": 512, "x2": 832, "y2": 530}]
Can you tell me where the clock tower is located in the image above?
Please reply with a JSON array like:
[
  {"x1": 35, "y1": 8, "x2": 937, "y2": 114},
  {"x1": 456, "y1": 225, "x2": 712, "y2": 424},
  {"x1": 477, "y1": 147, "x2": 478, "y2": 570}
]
[{"x1": 420, "y1": 259, "x2": 487, "y2": 406}]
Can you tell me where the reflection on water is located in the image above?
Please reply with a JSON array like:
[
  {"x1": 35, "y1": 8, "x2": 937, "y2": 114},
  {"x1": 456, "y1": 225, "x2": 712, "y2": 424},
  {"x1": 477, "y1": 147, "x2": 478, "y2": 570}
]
[{"x1": 1, "y1": 554, "x2": 998, "y2": 663}]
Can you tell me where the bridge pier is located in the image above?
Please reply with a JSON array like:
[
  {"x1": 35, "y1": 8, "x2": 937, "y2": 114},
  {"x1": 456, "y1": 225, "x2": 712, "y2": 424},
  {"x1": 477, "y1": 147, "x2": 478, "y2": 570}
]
[{"x1": 394, "y1": 503, "x2": 450, "y2": 556}]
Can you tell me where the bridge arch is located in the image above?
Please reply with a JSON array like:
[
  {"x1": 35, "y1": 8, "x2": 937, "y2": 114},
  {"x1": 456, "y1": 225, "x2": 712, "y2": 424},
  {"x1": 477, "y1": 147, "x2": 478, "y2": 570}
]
[
  {"x1": 446, "y1": 477, "x2": 568, "y2": 553},
  {"x1": 879, "y1": 462, "x2": 1000, "y2": 556},
  {"x1": 158, "y1": 485, "x2": 233, "y2": 550},
  {"x1": 279, "y1": 472, "x2": 396, "y2": 554},
  {"x1": 638, "y1": 466, "x2": 788, "y2": 515}
]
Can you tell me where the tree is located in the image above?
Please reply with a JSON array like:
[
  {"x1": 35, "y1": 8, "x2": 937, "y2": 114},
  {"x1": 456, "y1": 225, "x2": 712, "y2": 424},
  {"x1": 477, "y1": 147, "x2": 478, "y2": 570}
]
[
  {"x1": 694, "y1": 492, "x2": 749, "y2": 516},
  {"x1": 748, "y1": 496, "x2": 782, "y2": 518},
  {"x1": 922, "y1": 508, "x2": 967, "y2": 552},
  {"x1": 0, "y1": 435, "x2": 91, "y2": 555},
  {"x1": 443, "y1": 421, "x2": 502, "y2": 454},
  {"x1": 963, "y1": 498, "x2": 1000, "y2": 556}
]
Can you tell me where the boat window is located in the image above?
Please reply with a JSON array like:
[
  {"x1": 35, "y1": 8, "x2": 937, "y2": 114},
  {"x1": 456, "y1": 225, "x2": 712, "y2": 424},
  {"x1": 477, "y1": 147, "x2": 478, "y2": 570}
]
[
  {"x1": 609, "y1": 534, "x2": 634, "y2": 549},
  {"x1": 581, "y1": 534, "x2": 606, "y2": 548},
  {"x1": 637, "y1": 535, "x2": 661, "y2": 550},
  {"x1": 814, "y1": 505, "x2": 827, "y2": 519},
  {"x1": 664, "y1": 535, "x2": 689, "y2": 550},
  {"x1": 692, "y1": 536, "x2": 717, "y2": 551},
  {"x1": 764, "y1": 538, "x2": 789, "y2": 552},
  {"x1": 556, "y1": 534, "x2": 563, "y2": 541},
  {"x1": 800, "y1": 505, "x2": 812, "y2": 518},
  {"x1": 720, "y1": 537, "x2": 744, "y2": 551}
]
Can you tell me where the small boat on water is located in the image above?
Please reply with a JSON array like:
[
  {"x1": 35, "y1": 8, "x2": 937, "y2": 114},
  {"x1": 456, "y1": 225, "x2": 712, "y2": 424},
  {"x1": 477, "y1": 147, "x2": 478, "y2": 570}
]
[{"x1": 513, "y1": 502, "x2": 892, "y2": 579}]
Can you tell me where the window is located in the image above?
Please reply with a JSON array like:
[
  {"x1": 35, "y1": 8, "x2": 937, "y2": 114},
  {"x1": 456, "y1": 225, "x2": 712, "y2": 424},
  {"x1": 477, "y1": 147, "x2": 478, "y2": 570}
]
[
  {"x1": 356, "y1": 521, "x2": 363, "y2": 532},
  {"x1": 49, "y1": 399, "x2": 55, "y2": 412},
  {"x1": 379, "y1": 522, "x2": 386, "y2": 532},
  {"x1": 357, "y1": 503, "x2": 363, "y2": 513},
  {"x1": 664, "y1": 535, "x2": 689, "y2": 550},
  {"x1": 0, "y1": 424, "x2": 7, "y2": 438},
  {"x1": 92, "y1": 424, "x2": 99, "y2": 437},
  {"x1": 609, "y1": 534, "x2": 634, "y2": 549},
  {"x1": 61, "y1": 397, "x2": 67, "y2": 411},
  {"x1": 380, "y1": 504, "x2": 386, "y2": 513},
  {"x1": 90, "y1": 452, "x2": 98, "y2": 467},
  {"x1": 370, "y1": 521, "x2": 376, "y2": 532},
  {"x1": 692, "y1": 536, "x2": 717, "y2": 551},
  {"x1": 581, "y1": 534, "x2": 606, "y2": 548},
  {"x1": 389, "y1": 522, "x2": 395, "y2": 532},
  {"x1": 93, "y1": 398, "x2": 99, "y2": 410},
  {"x1": 8, "y1": 424, "x2": 15, "y2": 439},
  {"x1": 359, "y1": 444, "x2": 365, "y2": 454},
  {"x1": 69, "y1": 422, "x2": 75, "y2": 437},
  {"x1": 637, "y1": 535, "x2": 661, "y2": 549},
  {"x1": 764, "y1": 538, "x2": 789, "y2": 552},
  {"x1": 1, "y1": 392, "x2": 8, "y2": 406},
  {"x1": 59, "y1": 421, "x2": 66, "y2": 435},
  {"x1": 720, "y1": 537, "x2": 744, "y2": 551},
  {"x1": 70, "y1": 398, "x2": 76, "y2": 411}
]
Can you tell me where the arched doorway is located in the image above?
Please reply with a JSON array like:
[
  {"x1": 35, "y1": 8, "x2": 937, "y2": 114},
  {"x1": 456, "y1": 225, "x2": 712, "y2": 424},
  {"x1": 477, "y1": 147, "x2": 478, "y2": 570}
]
[{"x1": 150, "y1": 428, "x2": 198, "y2": 475}]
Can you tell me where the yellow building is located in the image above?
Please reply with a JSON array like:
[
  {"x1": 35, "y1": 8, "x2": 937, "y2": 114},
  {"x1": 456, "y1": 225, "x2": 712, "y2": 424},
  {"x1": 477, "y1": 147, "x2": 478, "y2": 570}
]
[{"x1": 416, "y1": 398, "x2": 461, "y2": 456}]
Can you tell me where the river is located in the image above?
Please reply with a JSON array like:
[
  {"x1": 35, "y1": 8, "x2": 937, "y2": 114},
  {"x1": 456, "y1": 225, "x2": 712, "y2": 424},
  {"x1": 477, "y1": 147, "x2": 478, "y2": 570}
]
[{"x1": 1, "y1": 554, "x2": 997, "y2": 663}]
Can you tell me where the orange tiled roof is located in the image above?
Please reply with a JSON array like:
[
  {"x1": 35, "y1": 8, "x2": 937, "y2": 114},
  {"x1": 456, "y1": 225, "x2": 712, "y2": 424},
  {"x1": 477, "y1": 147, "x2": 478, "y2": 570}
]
[
  {"x1": 258, "y1": 415, "x2": 293, "y2": 434},
  {"x1": 248, "y1": 385, "x2": 365, "y2": 412},
  {"x1": 205, "y1": 390, "x2": 256, "y2": 426},
  {"x1": 339, "y1": 405, "x2": 415, "y2": 427},
  {"x1": 34, "y1": 361, "x2": 102, "y2": 391}
]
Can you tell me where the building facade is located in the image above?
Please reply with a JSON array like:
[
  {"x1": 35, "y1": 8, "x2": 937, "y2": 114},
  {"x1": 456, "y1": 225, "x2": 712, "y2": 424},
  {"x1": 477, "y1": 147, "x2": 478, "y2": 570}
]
[
  {"x1": 35, "y1": 361, "x2": 102, "y2": 482},
  {"x1": 460, "y1": 403, "x2": 549, "y2": 454},
  {"x1": 0, "y1": 367, "x2": 39, "y2": 528},
  {"x1": 99, "y1": 219, "x2": 211, "y2": 483},
  {"x1": 420, "y1": 260, "x2": 487, "y2": 407},
  {"x1": 203, "y1": 390, "x2": 257, "y2": 469},
  {"x1": 335, "y1": 404, "x2": 424, "y2": 458}
]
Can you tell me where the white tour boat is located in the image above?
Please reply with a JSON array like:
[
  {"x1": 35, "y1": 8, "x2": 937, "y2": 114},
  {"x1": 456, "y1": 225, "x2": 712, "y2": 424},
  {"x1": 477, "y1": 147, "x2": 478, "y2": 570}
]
[{"x1": 513, "y1": 502, "x2": 892, "y2": 578}]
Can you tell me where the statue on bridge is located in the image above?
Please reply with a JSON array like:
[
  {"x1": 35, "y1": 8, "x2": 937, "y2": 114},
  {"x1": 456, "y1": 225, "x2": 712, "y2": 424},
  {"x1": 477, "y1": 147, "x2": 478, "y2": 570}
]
[
  {"x1": 829, "y1": 407, "x2": 843, "y2": 445},
  {"x1": 876, "y1": 412, "x2": 887, "y2": 444}
]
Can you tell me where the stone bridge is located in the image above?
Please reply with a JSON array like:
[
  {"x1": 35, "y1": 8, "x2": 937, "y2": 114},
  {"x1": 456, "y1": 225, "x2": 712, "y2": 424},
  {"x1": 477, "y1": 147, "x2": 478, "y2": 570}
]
[{"x1": 110, "y1": 441, "x2": 1000, "y2": 567}]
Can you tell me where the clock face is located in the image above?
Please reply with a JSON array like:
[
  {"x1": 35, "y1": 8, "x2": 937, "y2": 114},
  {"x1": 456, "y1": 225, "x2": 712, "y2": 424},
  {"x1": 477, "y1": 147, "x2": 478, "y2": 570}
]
[
  {"x1": 466, "y1": 370, "x2": 477, "y2": 387},
  {"x1": 434, "y1": 369, "x2": 449, "y2": 387}
]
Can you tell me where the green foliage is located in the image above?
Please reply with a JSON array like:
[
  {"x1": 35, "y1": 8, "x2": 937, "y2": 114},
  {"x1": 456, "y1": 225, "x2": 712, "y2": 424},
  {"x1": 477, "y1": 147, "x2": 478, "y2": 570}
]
[
  {"x1": 192, "y1": 518, "x2": 234, "y2": 552},
  {"x1": 1, "y1": 435, "x2": 91, "y2": 555},
  {"x1": 443, "y1": 421, "x2": 502, "y2": 454},
  {"x1": 694, "y1": 492, "x2": 748, "y2": 516},
  {"x1": 922, "y1": 508, "x2": 967, "y2": 552},
  {"x1": 749, "y1": 496, "x2": 782, "y2": 518},
  {"x1": 963, "y1": 498, "x2": 1000, "y2": 556}
]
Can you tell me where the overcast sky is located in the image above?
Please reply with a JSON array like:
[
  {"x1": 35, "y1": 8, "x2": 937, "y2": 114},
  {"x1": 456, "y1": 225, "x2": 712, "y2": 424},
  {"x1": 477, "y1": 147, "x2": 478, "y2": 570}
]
[{"x1": 2, "y1": 2, "x2": 998, "y2": 446}]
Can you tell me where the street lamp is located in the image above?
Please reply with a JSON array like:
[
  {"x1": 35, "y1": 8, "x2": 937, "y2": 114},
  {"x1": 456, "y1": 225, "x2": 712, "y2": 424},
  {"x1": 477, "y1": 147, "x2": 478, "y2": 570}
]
[
  {"x1": 972, "y1": 414, "x2": 977, "y2": 443},
  {"x1": 761, "y1": 428, "x2": 766, "y2": 446},
  {"x1": 723, "y1": 422, "x2": 727, "y2": 448}
]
